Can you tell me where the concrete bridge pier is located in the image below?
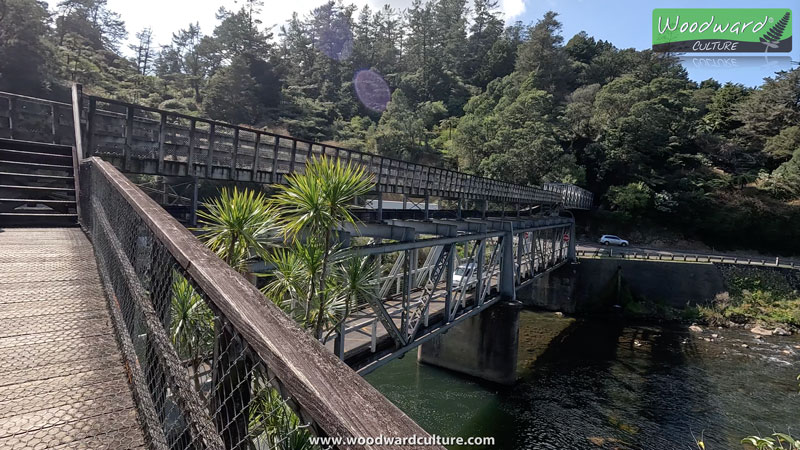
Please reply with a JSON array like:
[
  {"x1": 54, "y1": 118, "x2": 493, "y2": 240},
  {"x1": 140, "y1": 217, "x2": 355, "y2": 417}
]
[
  {"x1": 417, "y1": 301, "x2": 522, "y2": 385},
  {"x1": 517, "y1": 264, "x2": 578, "y2": 313}
]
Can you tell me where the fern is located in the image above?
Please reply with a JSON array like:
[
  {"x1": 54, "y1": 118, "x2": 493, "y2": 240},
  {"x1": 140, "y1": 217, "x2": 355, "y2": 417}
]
[{"x1": 760, "y1": 12, "x2": 791, "y2": 50}]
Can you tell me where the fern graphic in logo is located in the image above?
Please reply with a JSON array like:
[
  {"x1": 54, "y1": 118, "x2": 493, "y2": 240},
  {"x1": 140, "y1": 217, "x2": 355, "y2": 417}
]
[
  {"x1": 761, "y1": 12, "x2": 791, "y2": 51},
  {"x1": 653, "y1": 9, "x2": 792, "y2": 53}
]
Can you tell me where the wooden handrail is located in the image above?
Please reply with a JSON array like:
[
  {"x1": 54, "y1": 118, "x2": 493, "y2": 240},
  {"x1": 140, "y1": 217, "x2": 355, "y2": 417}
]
[
  {"x1": 86, "y1": 94, "x2": 580, "y2": 202},
  {"x1": 87, "y1": 157, "x2": 438, "y2": 449},
  {"x1": 0, "y1": 87, "x2": 594, "y2": 207}
]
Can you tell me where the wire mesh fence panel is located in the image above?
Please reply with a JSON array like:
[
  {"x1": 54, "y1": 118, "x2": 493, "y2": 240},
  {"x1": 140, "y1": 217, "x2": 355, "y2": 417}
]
[
  {"x1": 80, "y1": 160, "x2": 322, "y2": 450},
  {"x1": 0, "y1": 93, "x2": 75, "y2": 144},
  {"x1": 235, "y1": 130, "x2": 258, "y2": 173},
  {"x1": 78, "y1": 157, "x2": 434, "y2": 450},
  {"x1": 165, "y1": 116, "x2": 193, "y2": 167}
]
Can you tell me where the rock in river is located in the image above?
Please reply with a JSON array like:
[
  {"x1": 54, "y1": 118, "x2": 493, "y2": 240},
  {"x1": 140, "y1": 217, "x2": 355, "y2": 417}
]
[{"x1": 750, "y1": 325, "x2": 773, "y2": 336}]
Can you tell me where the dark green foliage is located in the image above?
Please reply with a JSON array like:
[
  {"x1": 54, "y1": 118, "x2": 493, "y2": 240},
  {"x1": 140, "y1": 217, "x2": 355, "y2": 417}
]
[
  {"x1": 0, "y1": 0, "x2": 54, "y2": 95},
  {"x1": 203, "y1": 56, "x2": 267, "y2": 125},
  {"x1": 3, "y1": 0, "x2": 800, "y2": 254}
]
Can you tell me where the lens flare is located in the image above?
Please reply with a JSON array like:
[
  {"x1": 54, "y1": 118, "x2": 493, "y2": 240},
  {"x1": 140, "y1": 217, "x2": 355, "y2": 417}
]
[{"x1": 354, "y1": 70, "x2": 391, "y2": 112}]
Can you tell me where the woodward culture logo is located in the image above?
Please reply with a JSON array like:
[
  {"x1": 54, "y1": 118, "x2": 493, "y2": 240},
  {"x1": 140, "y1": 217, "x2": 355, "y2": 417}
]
[{"x1": 653, "y1": 8, "x2": 792, "y2": 52}]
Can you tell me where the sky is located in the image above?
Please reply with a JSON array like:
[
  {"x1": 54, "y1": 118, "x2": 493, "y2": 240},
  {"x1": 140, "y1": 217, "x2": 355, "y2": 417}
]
[{"x1": 46, "y1": 0, "x2": 797, "y2": 87}]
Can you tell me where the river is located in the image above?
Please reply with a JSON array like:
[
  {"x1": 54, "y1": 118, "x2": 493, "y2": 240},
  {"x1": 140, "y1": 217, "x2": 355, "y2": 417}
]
[{"x1": 366, "y1": 311, "x2": 799, "y2": 449}]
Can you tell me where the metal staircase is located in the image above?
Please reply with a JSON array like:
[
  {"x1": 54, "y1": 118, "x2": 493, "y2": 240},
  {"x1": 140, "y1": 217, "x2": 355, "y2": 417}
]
[{"x1": 0, "y1": 138, "x2": 78, "y2": 227}]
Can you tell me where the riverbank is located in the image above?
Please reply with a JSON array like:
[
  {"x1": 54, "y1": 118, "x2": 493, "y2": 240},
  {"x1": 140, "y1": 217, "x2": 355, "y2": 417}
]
[
  {"x1": 613, "y1": 264, "x2": 800, "y2": 334},
  {"x1": 692, "y1": 265, "x2": 800, "y2": 333},
  {"x1": 366, "y1": 311, "x2": 800, "y2": 449}
]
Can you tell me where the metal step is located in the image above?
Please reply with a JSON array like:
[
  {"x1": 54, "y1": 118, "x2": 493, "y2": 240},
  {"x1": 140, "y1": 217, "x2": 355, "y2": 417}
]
[
  {"x1": 0, "y1": 198, "x2": 76, "y2": 205},
  {"x1": 0, "y1": 185, "x2": 76, "y2": 202},
  {"x1": 0, "y1": 184, "x2": 75, "y2": 192},
  {"x1": 0, "y1": 171, "x2": 74, "y2": 181},
  {"x1": 0, "y1": 212, "x2": 77, "y2": 217},
  {"x1": 0, "y1": 138, "x2": 72, "y2": 156},
  {"x1": 0, "y1": 160, "x2": 74, "y2": 173},
  {"x1": 0, "y1": 149, "x2": 73, "y2": 166},
  {"x1": 0, "y1": 198, "x2": 77, "y2": 214},
  {"x1": 0, "y1": 212, "x2": 78, "y2": 227}
]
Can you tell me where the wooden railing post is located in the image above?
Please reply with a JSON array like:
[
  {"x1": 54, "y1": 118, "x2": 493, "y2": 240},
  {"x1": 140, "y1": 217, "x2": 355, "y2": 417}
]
[
  {"x1": 230, "y1": 128, "x2": 239, "y2": 180},
  {"x1": 187, "y1": 119, "x2": 197, "y2": 177},
  {"x1": 85, "y1": 97, "x2": 96, "y2": 157},
  {"x1": 157, "y1": 112, "x2": 167, "y2": 174},
  {"x1": 206, "y1": 123, "x2": 216, "y2": 178},
  {"x1": 288, "y1": 139, "x2": 298, "y2": 174},
  {"x1": 271, "y1": 137, "x2": 280, "y2": 183},
  {"x1": 50, "y1": 103, "x2": 57, "y2": 144},
  {"x1": 251, "y1": 133, "x2": 261, "y2": 180},
  {"x1": 124, "y1": 105, "x2": 134, "y2": 171},
  {"x1": 71, "y1": 84, "x2": 85, "y2": 158},
  {"x1": 8, "y1": 96, "x2": 15, "y2": 140}
]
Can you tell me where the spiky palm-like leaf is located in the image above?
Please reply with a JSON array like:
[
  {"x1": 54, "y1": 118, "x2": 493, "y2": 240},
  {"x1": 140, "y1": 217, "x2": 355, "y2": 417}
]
[
  {"x1": 323, "y1": 255, "x2": 378, "y2": 342},
  {"x1": 170, "y1": 273, "x2": 214, "y2": 360},
  {"x1": 262, "y1": 241, "x2": 326, "y2": 327},
  {"x1": 248, "y1": 375, "x2": 317, "y2": 450},
  {"x1": 195, "y1": 187, "x2": 279, "y2": 273},
  {"x1": 170, "y1": 273, "x2": 214, "y2": 396},
  {"x1": 270, "y1": 157, "x2": 374, "y2": 239},
  {"x1": 269, "y1": 157, "x2": 374, "y2": 338}
]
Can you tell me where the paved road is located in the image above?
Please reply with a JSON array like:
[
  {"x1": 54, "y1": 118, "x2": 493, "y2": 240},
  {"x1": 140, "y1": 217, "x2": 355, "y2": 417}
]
[{"x1": 576, "y1": 241, "x2": 800, "y2": 267}]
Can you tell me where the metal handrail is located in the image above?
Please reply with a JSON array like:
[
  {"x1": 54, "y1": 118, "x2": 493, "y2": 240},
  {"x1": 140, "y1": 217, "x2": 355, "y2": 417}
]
[{"x1": 577, "y1": 249, "x2": 799, "y2": 269}]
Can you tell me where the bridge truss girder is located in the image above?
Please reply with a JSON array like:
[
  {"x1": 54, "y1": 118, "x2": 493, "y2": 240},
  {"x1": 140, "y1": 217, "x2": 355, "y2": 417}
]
[{"x1": 336, "y1": 216, "x2": 576, "y2": 374}]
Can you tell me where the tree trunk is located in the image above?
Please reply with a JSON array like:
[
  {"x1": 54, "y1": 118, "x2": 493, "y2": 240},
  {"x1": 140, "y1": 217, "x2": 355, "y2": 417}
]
[{"x1": 314, "y1": 228, "x2": 333, "y2": 339}]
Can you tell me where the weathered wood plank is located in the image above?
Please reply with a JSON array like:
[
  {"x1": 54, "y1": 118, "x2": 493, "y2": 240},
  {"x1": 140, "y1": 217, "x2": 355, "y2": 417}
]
[{"x1": 0, "y1": 228, "x2": 145, "y2": 449}]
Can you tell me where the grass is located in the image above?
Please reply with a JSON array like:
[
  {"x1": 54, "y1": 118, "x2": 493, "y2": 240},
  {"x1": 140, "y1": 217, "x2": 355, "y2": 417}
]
[{"x1": 694, "y1": 268, "x2": 800, "y2": 328}]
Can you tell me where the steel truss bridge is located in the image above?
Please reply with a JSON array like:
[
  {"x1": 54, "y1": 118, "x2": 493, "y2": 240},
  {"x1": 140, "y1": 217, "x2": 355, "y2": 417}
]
[
  {"x1": 323, "y1": 216, "x2": 576, "y2": 373},
  {"x1": 0, "y1": 86, "x2": 591, "y2": 449}
]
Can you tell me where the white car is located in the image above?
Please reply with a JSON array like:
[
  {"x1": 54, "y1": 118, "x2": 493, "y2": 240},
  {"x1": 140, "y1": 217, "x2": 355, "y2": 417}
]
[
  {"x1": 599, "y1": 235, "x2": 629, "y2": 246},
  {"x1": 452, "y1": 263, "x2": 477, "y2": 288}
]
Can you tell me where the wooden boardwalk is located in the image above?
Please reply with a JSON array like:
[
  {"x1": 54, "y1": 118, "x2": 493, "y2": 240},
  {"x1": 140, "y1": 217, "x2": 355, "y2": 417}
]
[{"x1": 0, "y1": 228, "x2": 145, "y2": 449}]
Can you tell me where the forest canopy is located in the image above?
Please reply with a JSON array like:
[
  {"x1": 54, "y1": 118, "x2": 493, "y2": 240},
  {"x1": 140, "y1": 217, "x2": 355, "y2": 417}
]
[{"x1": 1, "y1": 0, "x2": 799, "y2": 253}]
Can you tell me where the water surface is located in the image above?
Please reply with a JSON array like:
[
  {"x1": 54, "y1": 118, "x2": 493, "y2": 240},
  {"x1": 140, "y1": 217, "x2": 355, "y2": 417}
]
[{"x1": 366, "y1": 311, "x2": 800, "y2": 449}]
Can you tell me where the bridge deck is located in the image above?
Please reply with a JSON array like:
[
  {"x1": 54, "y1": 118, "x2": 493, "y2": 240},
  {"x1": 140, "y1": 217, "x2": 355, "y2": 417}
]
[{"x1": 0, "y1": 228, "x2": 145, "y2": 449}]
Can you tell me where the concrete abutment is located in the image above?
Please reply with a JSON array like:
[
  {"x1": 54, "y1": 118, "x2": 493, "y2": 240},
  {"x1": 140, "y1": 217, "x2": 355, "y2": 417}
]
[{"x1": 418, "y1": 301, "x2": 522, "y2": 385}]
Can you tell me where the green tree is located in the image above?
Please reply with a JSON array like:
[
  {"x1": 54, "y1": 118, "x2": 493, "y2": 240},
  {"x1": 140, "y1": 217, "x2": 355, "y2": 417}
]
[
  {"x1": 764, "y1": 125, "x2": 800, "y2": 161},
  {"x1": 765, "y1": 148, "x2": 800, "y2": 199},
  {"x1": 270, "y1": 157, "x2": 373, "y2": 339},
  {"x1": 606, "y1": 182, "x2": 653, "y2": 220},
  {"x1": 464, "y1": 0, "x2": 505, "y2": 87},
  {"x1": 369, "y1": 89, "x2": 447, "y2": 160},
  {"x1": 735, "y1": 69, "x2": 800, "y2": 148},
  {"x1": 515, "y1": 11, "x2": 575, "y2": 100},
  {"x1": 454, "y1": 73, "x2": 584, "y2": 185},
  {"x1": 0, "y1": 0, "x2": 54, "y2": 95},
  {"x1": 195, "y1": 187, "x2": 279, "y2": 273},
  {"x1": 213, "y1": 0, "x2": 273, "y2": 60},
  {"x1": 699, "y1": 82, "x2": 749, "y2": 135},
  {"x1": 55, "y1": 0, "x2": 126, "y2": 50}
]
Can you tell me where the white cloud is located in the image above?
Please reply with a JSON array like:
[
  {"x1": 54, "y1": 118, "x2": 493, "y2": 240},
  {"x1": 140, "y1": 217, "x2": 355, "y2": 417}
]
[
  {"x1": 45, "y1": 0, "x2": 530, "y2": 52},
  {"x1": 499, "y1": 0, "x2": 526, "y2": 21}
]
